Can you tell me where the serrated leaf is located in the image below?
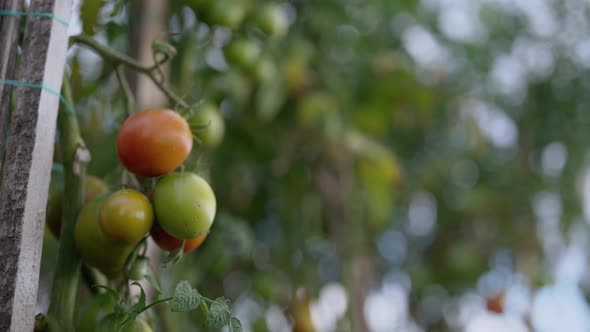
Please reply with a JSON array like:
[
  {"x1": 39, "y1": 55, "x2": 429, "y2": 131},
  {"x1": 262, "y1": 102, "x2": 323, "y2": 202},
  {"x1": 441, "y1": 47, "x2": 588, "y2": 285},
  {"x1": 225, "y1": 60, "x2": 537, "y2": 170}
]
[
  {"x1": 229, "y1": 317, "x2": 243, "y2": 332},
  {"x1": 144, "y1": 275, "x2": 162, "y2": 296},
  {"x1": 171, "y1": 281, "x2": 201, "y2": 312},
  {"x1": 206, "y1": 298, "x2": 231, "y2": 328}
]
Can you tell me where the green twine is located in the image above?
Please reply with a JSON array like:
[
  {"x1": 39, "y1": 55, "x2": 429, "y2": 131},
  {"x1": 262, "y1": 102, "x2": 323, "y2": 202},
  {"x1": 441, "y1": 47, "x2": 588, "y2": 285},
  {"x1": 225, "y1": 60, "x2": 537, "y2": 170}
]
[
  {"x1": 0, "y1": 80, "x2": 75, "y2": 114},
  {"x1": 0, "y1": 10, "x2": 69, "y2": 27}
]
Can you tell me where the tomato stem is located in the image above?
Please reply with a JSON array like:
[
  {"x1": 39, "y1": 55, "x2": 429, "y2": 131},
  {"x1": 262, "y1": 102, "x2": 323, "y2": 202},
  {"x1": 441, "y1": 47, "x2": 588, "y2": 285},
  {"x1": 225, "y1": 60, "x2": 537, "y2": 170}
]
[
  {"x1": 46, "y1": 74, "x2": 88, "y2": 331},
  {"x1": 70, "y1": 34, "x2": 191, "y2": 110}
]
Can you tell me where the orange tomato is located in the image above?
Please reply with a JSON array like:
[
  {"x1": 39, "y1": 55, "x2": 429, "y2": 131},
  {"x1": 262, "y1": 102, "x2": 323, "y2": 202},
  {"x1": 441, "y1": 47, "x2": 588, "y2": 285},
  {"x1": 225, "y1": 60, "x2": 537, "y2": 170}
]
[
  {"x1": 151, "y1": 221, "x2": 207, "y2": 253},
  {"x1": 117, "y1": 109, "x2": 193, "y2": 177}
]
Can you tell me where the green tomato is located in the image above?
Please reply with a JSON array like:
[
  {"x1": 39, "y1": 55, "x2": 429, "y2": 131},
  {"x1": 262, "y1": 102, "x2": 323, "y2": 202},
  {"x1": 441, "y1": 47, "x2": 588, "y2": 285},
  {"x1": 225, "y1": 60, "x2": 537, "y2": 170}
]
[
  {"x1": 46, "y1": 175, "x2": 109, "y2": 238},
  {"x1": 224, "y1": 38, "x2": 262, "y2": 71},
  {"x1": 128, "y1": 256, "x2": 149, "y2": 281},
  {"x1": 187, "y1": 103, "x2": 225, "y2": 148},
  {"x1": 206, "y1": 0, "x2": 248, "y2": 29},
  {"x1": 255, "y1": 3, "x2": 289, "y2": 37},
  {"x1": 76, "y1": 293, "x2": 116, "y2": 332},
  {"x1": 153, "y1": 172, "x2": 216, "y2": 239},
  {"x1": 99, "y1": 189, "x2": 154, "y2": 244},
  {"x1": 75, "y1": 197, "x2": 134, "y2": 278}
]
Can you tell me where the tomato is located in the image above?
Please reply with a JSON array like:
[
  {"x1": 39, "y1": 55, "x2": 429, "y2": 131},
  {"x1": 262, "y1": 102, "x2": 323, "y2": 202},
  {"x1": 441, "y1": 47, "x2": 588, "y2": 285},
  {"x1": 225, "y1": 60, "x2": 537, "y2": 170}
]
[
  {"x1": 75, "y1": 197, "x2": 134, "y2": 278},
  {"x1": 153, "y1": 172, "x2": 216, "y2": 239},
  {"x1": 47, "y1": 175, "x2": 109, "y2": 238},
  {"x1": 187, "y1": 103, "x2": 225, "y2": 148},
  {"x1": 128, "y1": 256, "x2": 149, "y2": 281},
  {"x1": 224, "y1": 38, "x2": 261, "y2": 71},
  {"x1": 254, "y1": 4, "x2": 289, "y2": 37},
  {"x1": 205, "y1": 0, "x2": 248, "y2": 29},
  {"x1": 99, "y1": 189, "x2": 154, "y2": 244},
  {"x1": 151, "y1": 220, "x2": 208, "y2": 253},
  {"x1": 117, "y1": 109, "x2": 193, "y2": 177},
  {"x1": 76, "y1": 293, "x2": 116, "y2": 332}
]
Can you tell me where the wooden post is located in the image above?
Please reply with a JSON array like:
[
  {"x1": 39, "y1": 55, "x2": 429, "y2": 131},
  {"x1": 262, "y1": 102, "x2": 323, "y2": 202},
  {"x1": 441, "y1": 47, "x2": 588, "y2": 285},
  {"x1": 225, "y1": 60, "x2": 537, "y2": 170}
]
[
  {"x1": 0, "y1": 1, "x2": 72, "y2": 331},
  {"x1": 0, "y1": 0, "x2": 23, "y2": 177}
]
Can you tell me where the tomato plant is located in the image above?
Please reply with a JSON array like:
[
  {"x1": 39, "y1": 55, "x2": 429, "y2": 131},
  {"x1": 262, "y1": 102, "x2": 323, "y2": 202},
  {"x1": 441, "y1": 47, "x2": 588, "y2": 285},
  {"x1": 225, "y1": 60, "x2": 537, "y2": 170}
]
[
  {"x1": 152, "y1": 172, "x2": 216, "y2": 239},
  {"x1": 99, "y1": 189, "x2": 154, "y2": 244},
  {"x1": 116, "y1": 109, "x2": 193, "y2": 177}
]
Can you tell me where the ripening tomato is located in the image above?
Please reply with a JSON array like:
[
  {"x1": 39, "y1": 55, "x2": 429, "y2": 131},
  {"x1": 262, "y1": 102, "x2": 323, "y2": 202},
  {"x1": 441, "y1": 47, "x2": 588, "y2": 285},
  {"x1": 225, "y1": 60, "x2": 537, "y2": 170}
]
[
  {"x1": 254, "y1": 4, "x2": 288, "y2": 37},
  {"x1": 186, "y1": 103, "x2": 225, "y2": 148},
  {"x1": 153, "y1": 172, "x2": 216, "y2": 239},
  {"x1": 224, "y1": 38, "x2": 261, "y2": 71},
  {"x1": 75, "y1": 197, "x2": 134, "y2": 278},
  {"x1": 47, "y1": 175, "x2": 109, "y2": 238},
  {"x1": 99, "y1": 189, "x2": 154, "y2": 244},
  {"x1": 151, "y1": 220, "x2": 208, "y2": 253},
  {"x1": 117, "y1": 109, "x2": 193, "y2": 177}
]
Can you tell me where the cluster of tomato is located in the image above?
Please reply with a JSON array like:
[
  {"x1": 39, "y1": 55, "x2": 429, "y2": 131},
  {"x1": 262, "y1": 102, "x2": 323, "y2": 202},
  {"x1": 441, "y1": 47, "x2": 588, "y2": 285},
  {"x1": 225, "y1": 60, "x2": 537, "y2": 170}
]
[{"x1": 48, "y1": 107, "x2": 223, "y2": 279}]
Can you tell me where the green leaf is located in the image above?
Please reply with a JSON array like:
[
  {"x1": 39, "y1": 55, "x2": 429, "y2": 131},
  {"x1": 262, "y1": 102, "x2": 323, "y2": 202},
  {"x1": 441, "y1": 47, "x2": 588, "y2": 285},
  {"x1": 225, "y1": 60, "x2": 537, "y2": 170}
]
[
  {"x1": 126, "y1": 282, "x2": 147, "y2": 320},
  {"x1": 171, "y1": 281, "x2": 201, "y2": 312},
  {"x1": 229, "y1": 317, "x2": 243, "y2": 332},
  {"x1": 144, "y1": 275, "x2": 162, "y2": 296},
  {"x1": 92, "y1": 285, "x2": 120, "y2": 302},
  {"x1": 206, "y1": 297, "x2": 232, "y2": 328},
  {"x1": 80, "y1": 0, "x2": 105, "y2": 35}
]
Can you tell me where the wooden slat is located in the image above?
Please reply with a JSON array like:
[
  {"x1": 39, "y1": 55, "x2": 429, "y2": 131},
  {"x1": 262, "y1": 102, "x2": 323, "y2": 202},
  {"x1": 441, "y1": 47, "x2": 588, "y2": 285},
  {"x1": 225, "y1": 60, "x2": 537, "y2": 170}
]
[{"x1": 0, "y1": 1, "x2": 72, "y2": 331}]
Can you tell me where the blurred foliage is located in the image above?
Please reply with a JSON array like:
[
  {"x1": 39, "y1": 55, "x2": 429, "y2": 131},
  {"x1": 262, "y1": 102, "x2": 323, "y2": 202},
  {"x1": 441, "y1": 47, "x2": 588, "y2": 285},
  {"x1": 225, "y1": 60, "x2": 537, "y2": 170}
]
[{"x1": 35, "y1": 0, "x2": 590, "y2": 331}]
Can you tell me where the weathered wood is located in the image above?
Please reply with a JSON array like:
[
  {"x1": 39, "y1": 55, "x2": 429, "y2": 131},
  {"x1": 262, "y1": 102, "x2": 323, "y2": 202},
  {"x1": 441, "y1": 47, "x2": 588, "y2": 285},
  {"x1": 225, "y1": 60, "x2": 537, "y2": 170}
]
[
  {"x1": 0, "y1": 0, "x2": 23, "y2": 178},
  {"x1": 0, "y1": 1, "x2": 72, "y2": 331}
]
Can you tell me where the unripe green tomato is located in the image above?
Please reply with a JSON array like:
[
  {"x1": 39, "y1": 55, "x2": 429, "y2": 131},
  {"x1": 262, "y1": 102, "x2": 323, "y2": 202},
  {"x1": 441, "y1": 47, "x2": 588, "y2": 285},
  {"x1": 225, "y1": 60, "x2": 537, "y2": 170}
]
[
  {"x1": 224, "y1": 38, "x2": 262, "y2": 71},
  {"x1": 254, "y1": 57, "x2": 277, "y2": 82},
  {"x1": 206, "y1": 0, "x2": 248, "y2": 29},
  {"x1": 75, "y1": 197, "x2": 134, "y2": 278},
  {"x1": 99, "y1": 189, "x2": 154, "y2": 244},
  {"x1": 153, "y1": 172, "x2": 216, "y2": 239},
  {"x1": 128, "y1": 256, "x2": 149, "y2": 281},
  {"x1": 77, "y1": 293, "x2": 116, "y2": 332},
  {"x1": 46, "y1": 175, "x2": 109, "y2": 238},
  {"x1": 187, "y1": 103, "x2": 225, "y2": 148},
  {"x1": 255, "y1": 3, "x2": 288, "y2": 37}
]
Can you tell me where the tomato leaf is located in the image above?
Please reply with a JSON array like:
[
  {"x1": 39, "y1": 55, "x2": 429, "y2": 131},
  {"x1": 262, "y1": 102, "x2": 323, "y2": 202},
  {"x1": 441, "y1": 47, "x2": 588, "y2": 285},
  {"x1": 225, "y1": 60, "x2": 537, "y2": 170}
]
[
  {"x1": 92, "y1": 285, "x2": 120, "y2": 302},
  {"x1": 229, "y1": 317, "x2": 243, "y2": 332},
  {"x1": 127, "y1": 281, "x2": 147, "y2": 317},
  {"x1": 205, "y1": 297, "x2": 231, "y2": 328},
  {"x1": 171, "y1": 281, "x2": 201, "y2": 312},
  {"x1": 144, "y1": 274, "x2": 162, "y2": 296}
]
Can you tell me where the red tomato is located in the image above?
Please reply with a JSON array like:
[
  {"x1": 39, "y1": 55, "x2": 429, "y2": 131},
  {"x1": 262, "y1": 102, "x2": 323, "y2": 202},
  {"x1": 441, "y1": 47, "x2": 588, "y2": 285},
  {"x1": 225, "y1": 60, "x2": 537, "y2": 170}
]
[
  {"x1": 117, "y1": 109, "x2": 193, "y2": 177},
  {"x1": 151, "y1": 221, "x2": 207, "y2": 253}
]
